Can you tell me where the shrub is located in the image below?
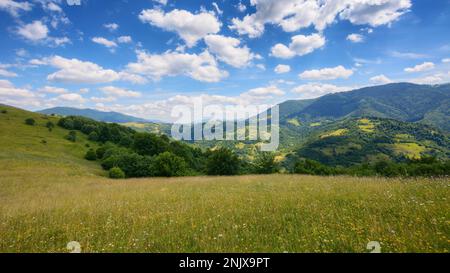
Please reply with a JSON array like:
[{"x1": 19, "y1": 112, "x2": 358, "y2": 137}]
[
  {"x1": 109, "y1": 167, "x2": 125, "y2": 179},
  {"x1": 206, "y1": 148, "x2": 240, "y2": 176},
  {"x1": 1, "y1": 110, "x2": 7, "y2": 114},
  {"x1": 294, "y1": 159, "x2": 338, "y2": 176},
  {"x1": 88, "y1": 131, "x2": 99, "y2": 141},
  {"x1": 85, "y1": 149, "x2": 97, "y2": 161},
  {"x1": 151, "y1": 152, "x2": 188, "y2": 177},
  {"x1": 65, "y1": 131, "x2": 77, "y2": 142},
  {"x1": 25, "y1": 118, "x2": 36, "y2": 126},
  {"x1": 253, "y1": 153, "x2": 279, "y2": 174},
  {"x1": 100, "y1": 147, "x2": 154, "y2": 177},
  {"x1": 46, "y1": 121, "x2": 55, "y2": 131}
]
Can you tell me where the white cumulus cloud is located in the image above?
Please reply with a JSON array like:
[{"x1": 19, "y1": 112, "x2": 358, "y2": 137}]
[
  {"x1": 0, "y1": 0, "x2": 32, "y2": 17},
  {"x1": 274, "y1": 64, "x2": 291, "y2": 74},
  {"x1": 299, "y1": 66, "x2": 354, "y2": 80},
  {"x1": 126, "y1": 50, "x2": 228, "y2": 83},
  {"x1": 271, "y1": 33, "x2": 325, "y2": 59},
  {"x1": 404, "y1": 62, "x2": 435, "y2": 73},
  {"x1": 230, "y1": 0, "x2": 411, "y2": 38},
  {"x1": 17, "y1": 20, "x2": 49, "y2": 41},
  {"x1": 370, "y1": 74, "x2": 392, "y2": 84},
  {"x1": 347, "y1": 33, "x2": 364, "y2": 43},
  {"x1": 139, "y1": 8, "x2": 221, "y2": 47},
  {"x1": 204, "y1": 35, "x2": 256, "y2": 68},
  {"x1": 292, "y1": 83, "x2": 351, "y2": 99}
]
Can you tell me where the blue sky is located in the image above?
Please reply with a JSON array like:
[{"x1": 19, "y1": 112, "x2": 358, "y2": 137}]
[{"x1": 0, "y1": 0, "x2": 449, "y2": 121}]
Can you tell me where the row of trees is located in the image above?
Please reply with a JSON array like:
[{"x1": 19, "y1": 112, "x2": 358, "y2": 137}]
[
  {"x1": 293, "y1": 157, "x2": 450, "y2": 177},
  {"x1": 58, "y1": 116, "x2": 448, "y2": 179}
]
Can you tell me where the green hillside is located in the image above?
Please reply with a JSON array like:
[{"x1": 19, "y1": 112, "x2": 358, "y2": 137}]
[
  {"x1": 294, "y1": 117, "x2": 450, "y2": 166},
  {"x1": 0, "y1": 104, "x2": 103, "y2": 178},
  {"x1": 278, "y1": 83, "x2": 450, "y2": 132}
]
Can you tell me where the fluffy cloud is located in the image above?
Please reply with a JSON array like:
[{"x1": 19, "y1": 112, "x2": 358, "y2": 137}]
[
  {"x1": 31, "y1": 55, "x2": 146, "y2": 84},
  {"x1": 404, "y1": 62, "x2": 435, "y2": 73},
  {"x1": 442, "y1": 58, "x2": 450, "y2": 63},
  {"x1": 299, "y1": 66, "x2": 353, "y2": 80},
  {"x1": 230, "y1": 0, "x2": 411, "y2": 38},
  {"x1": 0, "y1": 79, "x2": 41, "y2": 108},
  {"x1": 117, "y1": 36, "x2": 132, "y2": 43},
  {"x1": 139, "y1": 9, "x2": 221, "y2": 47},
  {"x1": 274, "y1": 64, "x2": 291, "y2": 74},
  {"x1": 92, "y1": 37, "x2": 118, "y2": 48},
  {"x1": 17, "y1": 20, "x2": 49, "y2": 41},
  {"x1": 94, "y1": 85, "x2": 285, "y2": 122},
  {"x1": 409, "y1": 74, "x2": 447, "y2": 85},
  {"x1": 38, "y1": 86, "x2": 68, "y2": 94},
  {"x1": 347, "y1": 33, "x2": 364, "y2": 43},
  {"x1": 370, "y1": 74, "x2": 392, "y2": 84},
  {"x1": 339, "y1": 0, "x2": 412, "y2": 27},
  {"x1": 237, "y1": 1, "x2": 246, "y2": 12},
  {"x1": 56, "y1": 93, "x2": 86, "y2": 103},
  {"x1": 104, "y1": 23, "x2": 119, "y2": 31},
  {"x1": 0, "y1": 79, "x2": 34, "y2": 98},
  {"x1": 0, "y1": 64, "x2": 17, "y2": 77},
  {"x1": 99, "y1": 86, "x2": 141, "y2": 98},
  {"x1": 292, "y1": 83, "x2": 351, "y2": 99},
  {"x1": 244, "y1": 85, "x2": 285, "y2": 97},
  {"x1": 271, "y1": 33, "x2": 325, "y2": 59},
  {"x1": 204, "y1": 35, "x2": 256, "y2": 68},
  {"x1": 126, "y1": 50, "x2": 228, "y2": 82},
  {"x1": 153, "y1": 0, "x2": 167, "y2": 5},
  {"x1": 0, "y1": 0, "x2": 32, "y2": 17}
]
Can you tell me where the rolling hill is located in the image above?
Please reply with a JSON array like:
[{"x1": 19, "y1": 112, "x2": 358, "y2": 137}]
[
  {"x1": 292, "y1": 117, "x2": 450, "y2": 166},
  {"x1": 278, "y1": 83, "x2": 450, "y2": 132}
]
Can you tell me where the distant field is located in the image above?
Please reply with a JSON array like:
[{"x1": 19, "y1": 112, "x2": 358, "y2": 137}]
[{"x1": 0, "y1": 105, "x2": 449, "y2": 253}]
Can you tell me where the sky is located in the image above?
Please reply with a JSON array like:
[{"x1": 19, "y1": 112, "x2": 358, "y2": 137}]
[{"x1": 0, "y1": 0, "x2": 449, "y2": 122}]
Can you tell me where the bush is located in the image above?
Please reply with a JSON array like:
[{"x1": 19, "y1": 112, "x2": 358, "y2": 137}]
[
  {"x1": 88, "y1": 131, "x2": 99, "y2": 141},
  {"x1": 133, "y1": 132, "x2": 170, "y2": 156},
  {"x1": 65, "y1": 131, "x2": 77, "y2": 142},
  {"x1": 46, "y1": 121, "x2": 55, "y2": 131},
  {"x1": 1, "y1": 110, "x2": 7, "y2": 114},
  {"x1": 253, "y1": 153, "x2": 279, "y2": 174},
  {"x1": 85, "y1": 149, "x2": 97, "y2": 161},
  {"x1": 100, "y1": 147, "x2": 154, "y2": 177},
  {"x1": 109, "y1": 167, "x2": 125, "y2": 179},
  {"x1": 25, "y1": 118, "x2": 36, "y2": 126},
  {"x1": 151, "y1": 152, "x2": 188, "y2": 177},
  {"x1": 294, "y1": 159, "x2": 338, "y2": 176},
  {"x1": 206, "y1": 148, "x2": 240, "y2": 176}
]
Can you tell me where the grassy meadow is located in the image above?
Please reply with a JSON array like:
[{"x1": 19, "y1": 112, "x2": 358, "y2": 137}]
[{"x1": 0, "y1": 105, "x2": 449, "y2": 253}]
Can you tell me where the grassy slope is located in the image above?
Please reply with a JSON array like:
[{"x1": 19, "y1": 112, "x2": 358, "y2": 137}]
[{"x1": 0, "y1": 105, "x2": 449, "y2": 253}]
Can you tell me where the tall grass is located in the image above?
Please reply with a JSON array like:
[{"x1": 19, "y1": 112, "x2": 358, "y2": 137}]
[{"x1": 0, "y1": 105, "x2": 449, "y2": 253}]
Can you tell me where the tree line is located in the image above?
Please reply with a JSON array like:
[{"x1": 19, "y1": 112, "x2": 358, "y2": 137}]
[{"x1": 56, "y1": 116, "x2": 449, "y2": 179}]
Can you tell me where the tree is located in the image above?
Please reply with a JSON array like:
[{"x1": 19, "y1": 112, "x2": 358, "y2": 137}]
[
  {"x1": 46, "y1": 121, "x2": 55, "y2": 131},
  {"x1": 253, "y1": 153, "x2": 279, "y2": 174},
  {"x1": 66, "y1": 131, "x2": 77, "y2": 142},
  {"x1": 109, "y1": 167, "x2": 125, "y2": 179},
  {"x1": 206, "y1": 148, "x2": 240, "y2": 176},
  {"x1": 151, "y1": 152, "x2": 188, "y2": 177},
  {"x1": 88, "y1": 131, "x2": 99, "y2": 141},
  {"x1": 25, "y1": 118, "x2": 36, "y2": 126},
  {"x1": 85, "y1": 149, "x2": 97, "y2": 161},
  {"x1": 133, "y1": 132, "x2": 169, "y2": 156}
]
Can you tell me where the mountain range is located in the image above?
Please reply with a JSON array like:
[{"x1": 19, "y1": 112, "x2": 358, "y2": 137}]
[{"x1": 38, "y1": 107, "x2": 156, "y2": 124}]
